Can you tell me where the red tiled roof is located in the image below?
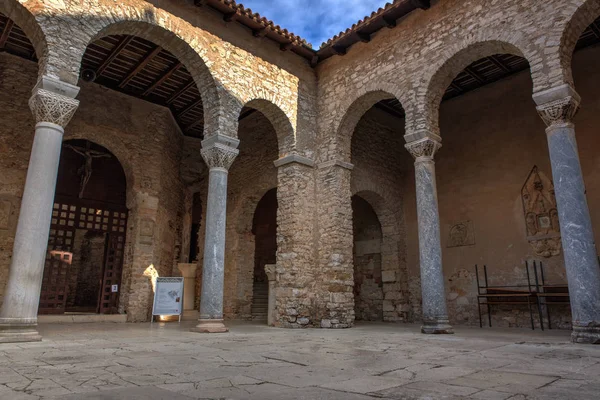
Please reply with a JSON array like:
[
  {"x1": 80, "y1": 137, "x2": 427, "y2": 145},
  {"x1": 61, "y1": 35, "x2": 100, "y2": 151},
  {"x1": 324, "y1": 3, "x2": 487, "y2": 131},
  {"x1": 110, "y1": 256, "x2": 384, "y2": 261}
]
[{"x1": 194, "y1": 0, "x2": 430, "y2": 65}]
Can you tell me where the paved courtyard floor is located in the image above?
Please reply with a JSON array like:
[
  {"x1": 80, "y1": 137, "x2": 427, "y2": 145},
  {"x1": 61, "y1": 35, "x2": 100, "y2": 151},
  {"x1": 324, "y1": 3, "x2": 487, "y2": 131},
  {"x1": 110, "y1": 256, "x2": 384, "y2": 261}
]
[{"x1": 0, "y1": 321, "x2": 599, "y2": 399}]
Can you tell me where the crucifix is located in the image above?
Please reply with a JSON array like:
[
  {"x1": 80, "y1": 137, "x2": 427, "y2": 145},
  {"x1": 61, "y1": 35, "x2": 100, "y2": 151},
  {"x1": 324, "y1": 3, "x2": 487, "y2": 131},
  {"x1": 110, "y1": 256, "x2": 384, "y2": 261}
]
[{"x1": 65, "y1": 142, "x2": 111, "y2": 198}]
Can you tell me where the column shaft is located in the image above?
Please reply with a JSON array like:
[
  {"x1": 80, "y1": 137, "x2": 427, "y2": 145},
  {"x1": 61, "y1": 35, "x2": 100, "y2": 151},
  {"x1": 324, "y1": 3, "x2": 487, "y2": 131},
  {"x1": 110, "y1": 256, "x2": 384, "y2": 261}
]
[
  {"x1": 547, "y1": 124, "x2": 600, "y2": 343},
  {"x1": 0, "y1": 124, "x2": 64, "y2": 341},
  {"x1": 414, "y1": 159, "x2": 452, "y2": 333},
  {"x1": 0, "y1": 77, "x2": 79, "y2": 343},
  {"x1": 191, "y1": 134, "x2": 238, "y2": 334},
  {"x1": 199, "y1": 168, "x2": 228, "y2": 320},
  {"x1": 406, "y1": 136, "x2": 452, "y2": 334},
  {"x1": 534, "y1": 84, "x2": 600, "y2": 343}
]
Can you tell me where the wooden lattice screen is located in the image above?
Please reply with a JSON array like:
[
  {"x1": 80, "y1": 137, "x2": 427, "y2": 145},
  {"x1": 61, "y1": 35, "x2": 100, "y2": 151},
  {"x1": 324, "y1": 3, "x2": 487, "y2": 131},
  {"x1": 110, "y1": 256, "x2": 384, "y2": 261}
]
[{"x1": 39, "y1": 198, "x2": 127, "y2": 315}]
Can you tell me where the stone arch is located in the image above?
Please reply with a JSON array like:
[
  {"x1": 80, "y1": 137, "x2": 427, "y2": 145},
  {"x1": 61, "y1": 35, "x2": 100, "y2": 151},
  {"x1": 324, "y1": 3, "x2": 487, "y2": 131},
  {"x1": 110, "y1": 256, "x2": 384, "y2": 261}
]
[
  {"x1": 555, "y1": 0, "x2": 600, "y2": 89},
  {"x1": 68, "y1": 17, "x2": 222, "y2": 139},
  {"x1": 63, "y1": 131, "x2": 138, "y2": 209},
  {"x1": 417, "y1": 40, "x2": 535, "y2": 136},
  {"x1": 0, "y1": 0, "x2": 48, "y2": 77},
  {"x1": 238, "y1": 98, "x2": 296, "y2": 157},
  {"x1": 335, "y1": 89, "x2": 404, "y2": 164},
  {"x1": 350, "y1": 186, "x2": 408, "y2": 322}
]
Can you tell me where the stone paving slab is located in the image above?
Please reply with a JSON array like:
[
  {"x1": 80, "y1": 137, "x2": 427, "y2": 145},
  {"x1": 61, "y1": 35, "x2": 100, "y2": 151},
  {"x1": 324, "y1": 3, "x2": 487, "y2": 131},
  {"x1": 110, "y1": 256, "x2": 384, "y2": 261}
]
[{"x1": 0, "y1": 321, "x2": 598, "y2": 399}]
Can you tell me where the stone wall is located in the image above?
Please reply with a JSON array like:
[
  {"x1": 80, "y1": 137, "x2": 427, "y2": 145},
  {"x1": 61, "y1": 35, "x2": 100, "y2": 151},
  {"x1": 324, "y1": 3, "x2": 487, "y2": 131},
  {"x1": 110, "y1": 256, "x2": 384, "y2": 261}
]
[
  {"x1": 350, "y1": 108, "x2": 412, "y2": 322},
  {"x1": 351, "y1": 195, "x2": 383, "y2": 321},
  {"x1": 0, "y1": 52, "x2": 185, "y2": 321}
]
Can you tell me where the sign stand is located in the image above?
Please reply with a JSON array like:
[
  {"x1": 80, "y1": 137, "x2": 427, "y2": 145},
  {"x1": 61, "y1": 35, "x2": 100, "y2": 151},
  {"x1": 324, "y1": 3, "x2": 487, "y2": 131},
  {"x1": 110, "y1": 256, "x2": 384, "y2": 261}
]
[{"x1": 151, "y1": 277, "x2": 185, "y2": 323}]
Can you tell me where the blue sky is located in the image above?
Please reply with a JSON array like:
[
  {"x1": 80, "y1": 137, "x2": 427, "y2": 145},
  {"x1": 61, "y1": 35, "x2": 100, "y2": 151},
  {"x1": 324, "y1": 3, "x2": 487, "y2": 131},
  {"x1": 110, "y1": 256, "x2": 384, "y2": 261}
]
[{"x1": 238, "y1": 0, "x2": 390, "y2": 47}]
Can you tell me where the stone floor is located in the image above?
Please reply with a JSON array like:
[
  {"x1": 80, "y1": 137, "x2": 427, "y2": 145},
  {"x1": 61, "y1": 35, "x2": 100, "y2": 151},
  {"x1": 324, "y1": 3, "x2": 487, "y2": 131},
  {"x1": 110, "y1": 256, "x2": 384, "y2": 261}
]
[{"x1": 0, "y1": 321, "x2": 599, "y2": 400}]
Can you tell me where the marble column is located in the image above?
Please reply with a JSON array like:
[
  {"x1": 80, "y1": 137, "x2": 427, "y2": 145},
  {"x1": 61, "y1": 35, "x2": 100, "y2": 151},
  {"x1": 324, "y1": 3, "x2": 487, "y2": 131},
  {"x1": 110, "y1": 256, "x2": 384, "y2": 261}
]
[
  {"x1": 0, "y1": 76, "x2": 80, "y2": 343},
  {"x1": 264, "y1": 264, "x2": 277, "y2": 326},
  {"x1": 534, "y1": 84, "x2": 600, "y2": 344},
  {"x1": 191, "y1": 134, "x2": 239, "y2": 334},
  {"x1": 405, "y1": 137, "x2": 453, "y2": 334}
]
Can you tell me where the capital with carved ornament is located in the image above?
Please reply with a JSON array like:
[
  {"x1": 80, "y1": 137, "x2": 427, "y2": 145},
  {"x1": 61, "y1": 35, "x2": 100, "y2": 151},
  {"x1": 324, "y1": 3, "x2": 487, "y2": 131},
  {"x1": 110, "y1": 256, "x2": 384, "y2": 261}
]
[
  {"x1": 533, "y1": 84, "x2": 581, "y2": 128},
  {"x1": 405, "y1": 136, "x2": 442, "y2": 162},
  {"x1": 200, "y1": 134, "x2": 240, "y2": 170},
  {"x1": 28, "y1": 76, "x2": 80, "y2": 128}
]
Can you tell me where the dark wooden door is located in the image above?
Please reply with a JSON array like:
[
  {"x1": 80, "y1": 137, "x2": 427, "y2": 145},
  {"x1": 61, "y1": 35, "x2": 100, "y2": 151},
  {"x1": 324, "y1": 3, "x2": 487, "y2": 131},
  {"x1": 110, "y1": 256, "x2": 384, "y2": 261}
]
[{"x1": 39, "y1": 199, "x2": 128, "y2": 315}]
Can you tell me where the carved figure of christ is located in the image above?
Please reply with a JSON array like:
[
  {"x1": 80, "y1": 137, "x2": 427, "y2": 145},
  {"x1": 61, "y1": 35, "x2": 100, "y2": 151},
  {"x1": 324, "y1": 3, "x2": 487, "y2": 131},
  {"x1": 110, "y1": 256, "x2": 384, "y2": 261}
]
[{"x1": 65, "y1": 143, "x2": 111, "y2": 198}]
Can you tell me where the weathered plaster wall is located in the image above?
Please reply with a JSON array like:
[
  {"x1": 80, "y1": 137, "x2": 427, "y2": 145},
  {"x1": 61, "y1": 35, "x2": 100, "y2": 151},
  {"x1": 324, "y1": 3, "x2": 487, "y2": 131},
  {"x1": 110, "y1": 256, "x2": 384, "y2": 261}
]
[{"x1": 400, "y1": 44, "x2": 600, "y2": 328}]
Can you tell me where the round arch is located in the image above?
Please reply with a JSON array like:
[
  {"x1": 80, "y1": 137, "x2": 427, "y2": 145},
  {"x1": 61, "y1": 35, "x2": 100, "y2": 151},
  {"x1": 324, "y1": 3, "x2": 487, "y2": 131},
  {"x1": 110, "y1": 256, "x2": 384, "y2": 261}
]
[
  {"x1": 335, "y1": 89, "x2": 404, "y2": 164},
  {"x1": 556, "y1": 0, "x2": 600, "y2": 89},
  {"x1": 69, "y1": 18, "x2": 221, "y2": 139},
  {"x1": 0, "y1": 0, "x2": 48, "y2": 76},
  {"x1": 417, "y1": 39, "x2": 536, "y2": 136},
  {"x1": 63, "y1": 131, "x2": 138, "y2": 209},
  {"x1": 237, "y1": 98, "x2": 296, "y2": 157}
]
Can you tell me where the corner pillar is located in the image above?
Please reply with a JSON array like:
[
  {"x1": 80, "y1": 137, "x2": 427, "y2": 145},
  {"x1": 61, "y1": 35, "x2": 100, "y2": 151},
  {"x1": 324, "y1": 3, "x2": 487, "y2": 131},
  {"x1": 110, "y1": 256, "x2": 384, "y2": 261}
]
[
  {"x1": 534, "y1": 84, "x2": 600, "y2": 344},
  {"x1": 273, "y1": 153, "x2": 316, "y2": 327},
  {"x1": 405, "y1": 136, "x2": 453, "y2": 334},
  {"x1": 191, "y1": 134, "x2": 239, "y2": 334},
  {"x1": 0, "y1": 76, "x2": 80, "y2": 343},
  {"x1": 316, "y1": 159, "x2": 355, "y2": 328}
]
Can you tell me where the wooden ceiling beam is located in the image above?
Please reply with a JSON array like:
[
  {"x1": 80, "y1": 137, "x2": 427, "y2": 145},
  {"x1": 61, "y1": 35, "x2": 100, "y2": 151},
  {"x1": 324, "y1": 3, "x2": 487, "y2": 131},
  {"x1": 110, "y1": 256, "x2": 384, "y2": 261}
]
[
  {"x1": 449, "y1": 81, "x2": 463, "y2": 93},
  {"x1": 167, "y1": 79, "x2": 196, "y2": 104},
  {"x1": 184, "y1": 118, "x2": 204, "y2": 134},
  {"x1": 464, "y1": 66, "x2": 486, "y2": 84},
  {"x1": 280, "y1": 42, "x2": 293, "y2": 51},
  {"x1": 143, "y1": 61, "x2": 183, "y2": 97},
  {"x1": 177, "y1": 97, "x2": 203, "y2": 119},
  {"x1": 488, "y1": 55, "x2": 511, "y2": 73},
  {"x1": 95, "y1": 36, "x2": 133, "y2": 77},
  {"x1": 590, "y1": 21, "x2": 600, "y2": 39},
  {"x1": 0, "y1": 19, "x2": 14, "y2": 49},
  {"x1": 118, "y1": 45, "x2": 163, "y2": 88},
  {"x1": 410, "y1": 0, "x2": 431, "y2": 9}
]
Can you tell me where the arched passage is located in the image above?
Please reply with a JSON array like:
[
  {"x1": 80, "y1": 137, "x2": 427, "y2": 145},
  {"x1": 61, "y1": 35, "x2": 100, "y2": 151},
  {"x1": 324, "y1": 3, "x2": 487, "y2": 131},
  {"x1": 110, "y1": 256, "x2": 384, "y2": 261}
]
[
  {"x1": 351, "y1": 195, "x2": 383, "y2": 321},
  {"x1": 39, "y1": 140, "x2": 128, "y2": 315},
  {"x1": 250, "y1": 188, "x2": 278, "y2": 322}
]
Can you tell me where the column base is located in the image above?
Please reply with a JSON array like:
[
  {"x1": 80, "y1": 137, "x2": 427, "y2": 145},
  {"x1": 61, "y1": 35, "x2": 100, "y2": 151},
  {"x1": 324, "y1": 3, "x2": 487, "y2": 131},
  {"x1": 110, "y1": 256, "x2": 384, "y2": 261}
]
[
  {"x1": 190, "y1": 319, "x2": 228, "y2": 333},
  {"x1": 0, "y1": 323, "x2": 42, "y2": 343},
  {"x1": 421, "y1": 320, "x2": 454, "y2": 334},
  {"x1": 571, "y1": 325, "x2": 600, "y2": 344}
]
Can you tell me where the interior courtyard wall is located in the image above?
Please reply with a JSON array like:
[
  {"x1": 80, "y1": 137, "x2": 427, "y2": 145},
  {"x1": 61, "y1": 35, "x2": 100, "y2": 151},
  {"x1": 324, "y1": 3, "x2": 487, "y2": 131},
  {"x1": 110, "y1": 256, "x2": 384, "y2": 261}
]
[
  {"x1": 350, "y1": 108, "x2": 412, "y2": 322},
  {"x1": 400, "y1": 44, "x2": 600, "y2": 328},
  {"x1": 0, "y1": 52, "x2": 185, "y2": 321}
]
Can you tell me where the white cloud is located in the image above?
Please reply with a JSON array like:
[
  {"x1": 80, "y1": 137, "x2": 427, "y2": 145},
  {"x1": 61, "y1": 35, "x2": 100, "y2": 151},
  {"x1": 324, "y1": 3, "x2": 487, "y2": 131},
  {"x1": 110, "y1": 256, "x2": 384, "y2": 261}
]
[{"x1": 238, "y1": 0, "x2": 389, "y2": 47}]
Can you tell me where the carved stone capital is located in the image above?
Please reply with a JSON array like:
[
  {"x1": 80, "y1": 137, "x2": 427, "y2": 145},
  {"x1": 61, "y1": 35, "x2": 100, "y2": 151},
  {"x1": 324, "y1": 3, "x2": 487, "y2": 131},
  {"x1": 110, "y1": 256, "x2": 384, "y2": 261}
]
[
  {"x1": 201, "y1": 134, "x2": 240, "y2": 170},
  {"x1": 29, "y1": 89, "x2": 80, "y2": 128},
  {"x1": 533, "y1": 84, "x2": 581, "y2": 127},
  {"x1": 405, "y1": 137, "x2": 441, "y2": 161}
]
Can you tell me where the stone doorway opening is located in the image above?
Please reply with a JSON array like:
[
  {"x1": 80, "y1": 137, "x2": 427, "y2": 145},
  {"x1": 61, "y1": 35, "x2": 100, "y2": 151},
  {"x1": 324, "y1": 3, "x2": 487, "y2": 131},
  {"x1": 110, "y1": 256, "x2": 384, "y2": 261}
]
[
  {"x1": 251, "y1": 188, "x2": 277, "y2": 322},
  {"x1": 352, "y1": 195, "x2": 383, "y2": 321},
  {"x1": 38, "y1": 140, "x2": 128, "y2": 315}
]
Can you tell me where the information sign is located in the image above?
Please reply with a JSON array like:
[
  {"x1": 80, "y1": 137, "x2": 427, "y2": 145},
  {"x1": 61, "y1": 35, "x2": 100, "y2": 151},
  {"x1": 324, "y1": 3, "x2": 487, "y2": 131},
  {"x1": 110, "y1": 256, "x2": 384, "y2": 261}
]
[{"x1": 151, "y1": 277, "x2": 185, "y2": 322}]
